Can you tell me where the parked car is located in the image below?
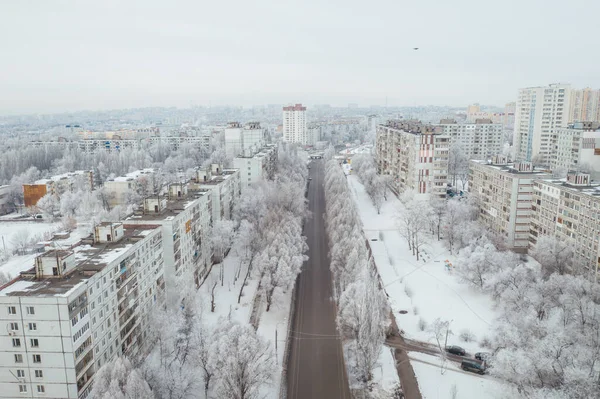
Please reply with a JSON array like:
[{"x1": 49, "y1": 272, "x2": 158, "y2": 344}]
[
  {"x1": 445, "y1": 345, "x2": 466, "y2": 356},
  {"x1": 32, "y1": 214, "x2": 43, "y2": 219},
  {"x1": 475, "y1": 352, "x2": 491, "y2": 362},
  {"x1": 461, "y1": 359, "x2": 487, "y2": 375}
]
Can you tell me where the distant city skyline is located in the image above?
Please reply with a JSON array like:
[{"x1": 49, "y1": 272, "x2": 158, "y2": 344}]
[{"x1": 1, "y1": 1, "x2": 599, "y2": 115}]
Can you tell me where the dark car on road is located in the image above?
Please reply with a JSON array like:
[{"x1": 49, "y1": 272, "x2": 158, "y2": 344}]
[
  {"x1": 445, "y1": 345, "x2": 466, "y2": 356},
  {"x1": 461, "y1": 359, "x2": 487, "y2": 375}
]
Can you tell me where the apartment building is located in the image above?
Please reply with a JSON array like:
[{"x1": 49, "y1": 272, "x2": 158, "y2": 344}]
[
  {"x1": 191, "y1": 165, "x2": 241, "y2": 223},
  {"x1": 552, "y1": 122, "x2": 600, "y2": 178},
  {"x1": 437, "y1": 119, "x2": 503, "y2": 160},
  {"x1": 29, "y1": 135, "x2": 211, "y2": 154},
  {"x1": 513, "y1": 83, "x2": 571, "y2": 164},
  {"x1": 306, "y1": 124, "x2": 322, "y2": 146},
  {"x1": 224, "y1": 122, "x2": 265, "y2": 158},
  {"x1": 0, "y1": 222, "x2": 164, "y2": 399},
  {"x1": 23, "y1": 171, "x2": 94, "y2": 207},
  {"x1": 468, "y1": 158, "x2": 551, "y2": 251},
  {"x1": 375, "y1": 120, "x2": 449, "y2": 197},
  {"x1": 283, "y1": 104, "x2": 307, "y2": 144},
  {"x1": 103, "y1": 169, "x2": 155, "y2": 207},
  {"x1": 125, "y1": 183, "x2": 213, "y2": 304},
  {"x1": 530, "y1": 173, "x2": 600, "y2": 277},
  {"x1": 570, "y1": 88, "x2": 600, "y2": 123},
  {"x1": 233, "y1": 144, "x2": 278, "y2": 189}
]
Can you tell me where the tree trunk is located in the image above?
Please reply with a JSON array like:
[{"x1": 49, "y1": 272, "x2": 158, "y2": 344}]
[
  {"x1": 237, "y1": 256, "x2": 254, "y2": 304},
  {"x1": 211, "y1": 281, "x2": 217, "y2": 312},
  {"x1": 265, "y1": 287, "x2": 276, "y2": 312}
]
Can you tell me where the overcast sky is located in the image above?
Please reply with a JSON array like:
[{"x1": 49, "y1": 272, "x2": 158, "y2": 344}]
[{"x1": 1, "y1": 0, "x2": 599, "y2": 114}]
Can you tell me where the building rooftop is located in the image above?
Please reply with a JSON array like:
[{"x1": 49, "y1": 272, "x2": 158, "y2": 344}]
[
  {"x1": 125, "y1": 192, "x2": 209, "y2": 222},
  {"x1": 33, "y1": 170, "x2": 91, "y2": 185},
  {"x1": 470, "y1": 160, "x2": 551, "y2": 178},
  {"x1": 381, "y1": 119, "x2": 441, "y2": 134},
  {"x1": 0, "y1": 224, "x2": 160, "y2": 297},
  {"x1": 110, "y1": 168, "x2": 154, "y2": 183}
]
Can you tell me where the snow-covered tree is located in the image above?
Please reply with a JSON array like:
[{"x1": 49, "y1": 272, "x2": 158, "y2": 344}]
[
  {"x1": 448, "y1": 142, "x2": 468, "y2": 188},
  {"x1": 36, "y1": 193, "x2": 61, "y2": 220},
  {"x1": 90, "y1": 356, "x2": 152, "y2": 399},
  {"x1": 10, "y1": 228, "x2": 31, "y2": 254},
  {"x1": 212, "y1": 321, "x2": 276, "y2": 399},
  {"x1": 428, "y1": 195, "x2": 446, "y2": 240},
  {"x1": 530, "y1": 235, "x2": 576, "y2": 276}
]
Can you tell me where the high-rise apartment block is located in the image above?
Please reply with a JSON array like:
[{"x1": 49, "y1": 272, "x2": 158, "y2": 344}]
[
  {"x1": 376, "y1": 120, "x2": 449, "y2": 197},
  {"x1": 233, "y1": 144, "x2": 278, "y2": 189},
  {"x1": 570, "y1": 88, "x2": 600, "y2": 123},
  {"x1": 283, "y1": 104, "x2": 307, "y2": 144},
  {"x1": 513, "y1": 83, "x2": 571, "y2": 165},
  {"x1": 530, "y1": 173, "x2": 600, "y2": 277},
  {"x1": 437, "y1": 119, "x2": 503, "y2": 160},
  {"x1": 224, "y1": 122, "x2": 265, "y2": 158},
  {"x1": 468, "y1": 158, "x2": 550, "y2": 251},
  {"x1": 551, "y1": 122, "x2": 600, "y2": 178},
  {"x1": 0, "y1": 223, "x2": 165, "y2": 399}
]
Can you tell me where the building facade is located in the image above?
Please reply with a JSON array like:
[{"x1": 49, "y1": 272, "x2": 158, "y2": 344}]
[
  {"x1": 552, "y1": 122, "x2": 600, "y2": 178},
  {"x1": 191, "y1": 166, "x2": 241, "y2": 223},
  {"x1": 513, "y1": 83, "x2": 571, "y2": 164},
  {"x1": 103, "y1": 169, "x2": 155, "y2": 207},
  {"x1": 224, "y1": 122, "x2": 265, "y2": 158},
  {"x1": 233, "y1": 144, "x2": 278, "y2": 189},
  {"x1": 437, "y1": 119, "x2": 503, "y2": 160},
  {"x1": 468, "y1": 158, "x2": 550, "y2": 251},
  {"x1": 0, "y1": 223, "x2": 164, "y2": 399},
  {"x1": 283, "y1": 104, "x2": 307, "y2": 144},
  {"x1": 376, "y1": 120, "x2": 449, "y2": 197},
  {"x1": 530, "y1": 173, "x2": 600, "y2": 278},
  {"x1": 569, "y1": 88, "x2": 600, "y2": 123},
  {"x1": 126, "y1": 184, "x2": 213, "y2": 304}
]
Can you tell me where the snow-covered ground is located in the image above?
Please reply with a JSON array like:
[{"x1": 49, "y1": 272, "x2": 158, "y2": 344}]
[
  {"x1": 409, "y1": 352, "x2": 518, "y2": 399},
  {"x1": 373, "y1": 347, "x2": 401, "y2": 394},
  {"x1": 347, "y1": 175, "x2": 499, "y2": 353},
  {"x1": 346, "y1": 175, "x2": 512, "y2": 395},
  {"x1": 338, "y1": 144, "x2": 373, "y2": 156},
  {"x1": 0, "y1": 221, "x2": 60, "y2": 251},
  {"x1": 196, "y1": 240, "x2": 291, "y2": 398}
]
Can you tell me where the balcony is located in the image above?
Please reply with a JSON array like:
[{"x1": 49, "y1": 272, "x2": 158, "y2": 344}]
[{"x1": 75, "y1": 351, "x2": 94, "y2": 377}]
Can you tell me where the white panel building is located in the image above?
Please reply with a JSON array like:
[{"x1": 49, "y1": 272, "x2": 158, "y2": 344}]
[
  {"x1": 233, "y1": 144, "x2": 278, "y2": 189},
  {"x1": 513, "y1": 83, "x2": 571, "y2": 164},
  {"x1": 437, "y1": 119, "x2": 503, "y2": 160},
  {"x1": 552, "y1": 122, "x2": 600, "y2": 178},
  {"x1": 468, "y1": 158, "x2": 550, "y2": 251},
  {"x1": 224, "y1": 122, "x2": 265, "y2": 158},
  {"x1": 283, "y1": 104, "x2": 307, "y2": 144},
  {"x1": 0, "y1": 223, "x2": 165, "y2": 399}
]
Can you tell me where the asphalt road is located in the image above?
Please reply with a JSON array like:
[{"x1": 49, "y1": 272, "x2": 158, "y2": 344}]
[{"x1": 286, "y1": 160, "x2": 352, "y2": 399}]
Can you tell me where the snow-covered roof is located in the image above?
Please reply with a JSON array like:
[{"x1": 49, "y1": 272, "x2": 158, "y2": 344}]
[
  {"x1": 112, "y1": 168, "x2": 154, "y2": 182},
  {"x1": 34, "y1": 170, "x2": 91, "y2": 185}
]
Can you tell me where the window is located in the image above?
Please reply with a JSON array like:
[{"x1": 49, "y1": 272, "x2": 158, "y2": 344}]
[
  {"x1": 30, "y1": 339, "x2": 39, "y2": 348},
  {"x1": 19, "y1": 385, "x2": 27, "y2": 393},
  {"x1": 37, "y1": 385, "x2": 45, "y2": 393},
  {"x1": 35, "y1": 370, "x2": 43, "y2": 378},
  {"x1": 26, "y1": 306, "x2": 35, "y2": 315},
  {"x1": 33, "y1": 354, "x2": 41, "y2": 363},
  {"x1": 12, "y1": 338, "x2": 21, "y2": 347},
  {"x1": 14, "y1": 354, "x2": 23, "y2": 363},
  {"x1": 10, "y1": 322, "x2": 19, "y2": 331},
  {"x1": 28, "y1": 323, "x2": 37, "y2": 331},
  {"x1": 8, "y1": 306, "x2": 16, "y2": 315},
  {"x1": 17, "y1": 369, "x2": 25, "y2": 378}
]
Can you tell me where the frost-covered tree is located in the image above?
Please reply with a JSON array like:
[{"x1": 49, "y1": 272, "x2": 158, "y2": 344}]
[
  {"x1": 60, "y1": 190, "x2": 81, "y2": 217},
  {"x1": 90, "y1": 356, "x2": 152, "y2": 399},
  {"x1": 36, "y1": 193, "x2": 61, "y2": 220},
  {"x1": 447, "y1": 142, "x2": 468, "y2": 188},
  {"x1": 530, "y1": 235, "x2": 576, "y2": 276},
  {"x1": 211, "y1": 220, "x2": 235, "y2": 285},
  {"x1": 10, "y1": 228, "x2": 31, "y2": 254},
  {"x1": 212, "y1": 321, "x2": 276, "y2": 399},
  {"x1": 428, "y1": 195, "x2": 446, "y2": 240},
  {"x1": 443, "y1": 198, "x2": 477, "y2": 254}
]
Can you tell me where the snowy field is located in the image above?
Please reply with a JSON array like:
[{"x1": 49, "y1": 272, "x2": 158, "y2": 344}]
[
  {"x1": 196, "y1": 240, "x2": 291, "y2": 398},
  {"x1": 345, "y1": 175, "x2": 513, "y2": 396},
  {"x1": 347, "y1": 175, "x2": 499, "y2": 354},
  {"x1": 409, "y1": 352, "x2": 518, "y2": 399}
]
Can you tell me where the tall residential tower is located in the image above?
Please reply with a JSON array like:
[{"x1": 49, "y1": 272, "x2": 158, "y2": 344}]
[{"x1": 283, "y1": 104, "x2": 307, "y2": 144}]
